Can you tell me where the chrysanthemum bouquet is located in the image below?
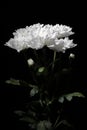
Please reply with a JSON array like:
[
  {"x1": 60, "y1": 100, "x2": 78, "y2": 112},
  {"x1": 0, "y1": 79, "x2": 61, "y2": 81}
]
[{"x1": 5, "y1": 23, "x2": 84, "y2": 130}]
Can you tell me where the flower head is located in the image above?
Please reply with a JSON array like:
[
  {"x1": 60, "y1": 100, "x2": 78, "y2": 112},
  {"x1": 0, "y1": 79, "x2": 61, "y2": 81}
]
[
  {"x1": 47, "y1": 37, "x2": 76, "y2": 52},
  {"x1": 5, "y1": 23, "x2": 76, "y2": 52}
]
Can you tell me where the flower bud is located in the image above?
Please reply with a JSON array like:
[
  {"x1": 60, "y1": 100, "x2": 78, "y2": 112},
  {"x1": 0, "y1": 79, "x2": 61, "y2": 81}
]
[{"x1": 27, "y1": 58, "x2": 34, "y2": 66}]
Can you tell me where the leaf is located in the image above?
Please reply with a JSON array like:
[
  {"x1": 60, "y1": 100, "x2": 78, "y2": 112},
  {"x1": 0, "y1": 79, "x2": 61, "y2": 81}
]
[
  {"x1": 61, "y1": 120, "x2": 71, "y2": 127},
  {"x1": 5, "y1": 78, "x2": 20, "y2": 86},
  {"x1": 37, "y1": 120, "x2": 52, "y2": 130},
  {"x1": 20, "y1": 117, "x2": 36, "y2": 123},
  {"x1": 66, "y1": 92, "x2": 85, "y2": 101},
  {"x1": 44, "y1": 120, "x2": 52, "y2": 129},
  {"x1": 55, "y1": 120, "x2": 71, "y2": 128},
  {"x1": 28, "y1": 84, "x2": 38, "y2": 89},
  {"x1": 37, "y1": 121, "x2": 46, "y2": 130},
  {"x1": 30, "y1": 88, "x2": 39, "y2": 97},
  {"x1": 58, "y1": 92, "x2": 85, "y2": 103},
  {"x1": 27, "y1": 110, "x2": 36, "y2": 117},
  {"x1": 14, "y1": 110, "x2": 25, "y2": 116},
  {"x1": 5, "y1": 78, "x2": 38, "y2": 89}
]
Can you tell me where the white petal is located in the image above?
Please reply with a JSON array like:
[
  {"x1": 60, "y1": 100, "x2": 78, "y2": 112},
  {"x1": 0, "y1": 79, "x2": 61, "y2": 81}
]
[
  {"x1": 48, "y1": 38, "x2": 77, "y2": 52},
  {"x1": 5, "y1": 23, "x2": 76, "y2": 52}
]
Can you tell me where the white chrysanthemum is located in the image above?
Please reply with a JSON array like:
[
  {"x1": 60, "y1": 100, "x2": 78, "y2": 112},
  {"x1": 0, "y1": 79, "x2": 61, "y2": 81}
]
[
  {"x1": 47, "y1": 37, "x2": 76, "y2": 52},
  {"x1": 5, "y1": 23, "x2": 76, "y2": 52}
]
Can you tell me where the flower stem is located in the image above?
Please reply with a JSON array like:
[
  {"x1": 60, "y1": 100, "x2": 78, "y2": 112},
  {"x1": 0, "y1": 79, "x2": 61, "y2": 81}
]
[{"x1": 52, "y1": 51, "x2": 56, "y2": 70}]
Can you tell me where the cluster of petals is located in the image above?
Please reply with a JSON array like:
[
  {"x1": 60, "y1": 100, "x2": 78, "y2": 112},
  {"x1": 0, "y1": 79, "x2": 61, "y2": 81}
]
[{"x1": 5, "y1": 23, "x2": 76, "y2": 52}]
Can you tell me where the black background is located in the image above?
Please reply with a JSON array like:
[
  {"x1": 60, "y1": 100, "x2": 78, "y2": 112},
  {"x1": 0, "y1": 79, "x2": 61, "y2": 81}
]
[{"x1": 0, "y1": 2, "x2": 87, "y2": 130}]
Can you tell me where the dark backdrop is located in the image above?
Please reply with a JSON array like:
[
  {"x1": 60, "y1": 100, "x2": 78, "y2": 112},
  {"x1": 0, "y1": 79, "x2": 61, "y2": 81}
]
[{"x1": 0, "y1": 2, "x2": 87, "y2": 130}]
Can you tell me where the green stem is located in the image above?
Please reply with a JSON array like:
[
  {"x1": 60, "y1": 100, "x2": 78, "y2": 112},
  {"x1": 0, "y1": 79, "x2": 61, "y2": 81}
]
[
  {"x1": 53, "y1": 115, "x2": 60, "y2": 128},
  {"x1": 34, "y1": 50, "x2": 39, "y2": 63},
  {"x1": 52, "y1": 51, "x2": 56, "y2": 70}
]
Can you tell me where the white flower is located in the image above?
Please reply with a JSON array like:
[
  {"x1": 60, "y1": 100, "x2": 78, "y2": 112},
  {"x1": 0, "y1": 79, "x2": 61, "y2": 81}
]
[
  {"x1": 5, "y1": 23, "x2": 76, "y2": 52},
  {"x1": 5, "y1": 38, "x2": 28, "y2": 52},
  {"x1": 47, "y1": 37, "x2": 76, "y2": 52}
]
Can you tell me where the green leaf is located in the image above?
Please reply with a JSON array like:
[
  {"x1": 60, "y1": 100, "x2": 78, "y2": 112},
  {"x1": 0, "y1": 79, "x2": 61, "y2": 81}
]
[
  {"x1": 28, "y1": 84, "x2": 38, "y2": 89},
  {"x1": 5, "y1": 78, "x2": 38, "y2": 89},
  {"x1": 37, "y1": 120, "x2": 52, "y2": 130},
  {"x1": 20, "y1": 117, "x2": 36, "y2": 123},
  {"x1": 58, "y1": 92, "x2": 85, "y2": 103},
  {"x1": 5, "y1": 78, "x2": 20, "y2": 86},
  {"x1": 37, "y1": 121, "x2": 46, "y2": 130},
  {"x1": 27, "y1": 110, "x2": 36, "y2": 117},
  {"x1": 55, "y1": 120, "x2": 71, "y2": 128},
  {"x1": 14, "y1": 110, "x2": 25, "y2": 116}
]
